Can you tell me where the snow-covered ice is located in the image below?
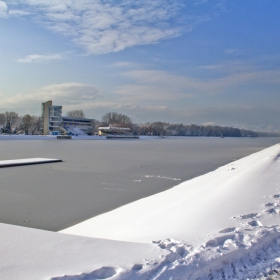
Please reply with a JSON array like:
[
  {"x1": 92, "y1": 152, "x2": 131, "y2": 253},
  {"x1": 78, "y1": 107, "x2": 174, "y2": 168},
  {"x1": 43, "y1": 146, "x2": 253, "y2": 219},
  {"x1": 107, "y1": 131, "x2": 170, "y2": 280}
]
[
  {"x1": 2, "y1": 144, "x2": 280, "y2": 279},
  {"x1": 0, "y1": 158, "x2": 61, "y2": 167}
]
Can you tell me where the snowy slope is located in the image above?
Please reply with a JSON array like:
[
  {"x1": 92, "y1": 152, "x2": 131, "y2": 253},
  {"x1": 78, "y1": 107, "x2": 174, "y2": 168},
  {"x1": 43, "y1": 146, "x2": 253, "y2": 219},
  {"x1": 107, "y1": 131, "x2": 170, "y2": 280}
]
[
  {"x1": 60, "y1": 144, "x2": 280, "y2": 279},
  {"x1": 61, "y1": 144, "x2": 280, "y2": 244},
  {"x1": 0, "y1": 223, "x2": 169, "y2": 280}
]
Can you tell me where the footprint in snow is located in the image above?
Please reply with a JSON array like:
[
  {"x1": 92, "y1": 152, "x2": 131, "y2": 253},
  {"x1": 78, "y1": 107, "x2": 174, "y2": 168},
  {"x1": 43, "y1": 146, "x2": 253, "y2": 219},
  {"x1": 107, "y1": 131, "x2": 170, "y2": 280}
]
[
  {"x1": 89, "y1": 267, "x2": 117, "y2": 279},
  {"x1": 266, "y1": 208, "x2": 279, "y2": 214},
  {"x1": 206, "y1": 235, "x2": 235, "y2": 247},
  {"x1": 241, "y1": 213, "x2": 258, "y2": 219},
  {"x1": 219, "y1": 227, "x2": 236, "y2": 233},
  {"x1": 132, "y1": 264, "x2": 143, "y2": 271},
  {"x1": 265, "y1": 202, "x2": 276, "y2": 207},
  {"x1": 248, "y1": 220, "x2": 262, "y2": 227}
]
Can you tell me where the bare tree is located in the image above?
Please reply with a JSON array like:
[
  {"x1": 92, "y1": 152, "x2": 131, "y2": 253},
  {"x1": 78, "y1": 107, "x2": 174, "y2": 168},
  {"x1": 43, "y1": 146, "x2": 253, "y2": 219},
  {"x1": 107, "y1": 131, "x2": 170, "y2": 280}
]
[
  {"x1": 67, "y1": 110, "x2": 85, "y2": 118},
  {"x1": 30, "y1": 116, "x2": 41, "y2": 135},
  {"x1": 101, "y1": 112, "x2": 133, "y2": 128},
  {"x1": 0, "y1": 113, "x2": 5, "y2": 126},
  {"x1": 20, "y1": 115, "x2": 41, "y2": 135},
  {"x1": 5, "y1": 111, "x2": 19, "y2": 127},
  {"x1": 21, "y1": 114, "x2": 33, "y2": 135}
]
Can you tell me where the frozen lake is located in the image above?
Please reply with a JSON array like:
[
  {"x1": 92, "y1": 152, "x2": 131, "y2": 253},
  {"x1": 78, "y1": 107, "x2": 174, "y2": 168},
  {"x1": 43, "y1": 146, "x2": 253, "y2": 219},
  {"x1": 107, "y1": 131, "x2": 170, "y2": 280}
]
[{"x1": 0, "y1": 137, "x2": 279, "y2": 231}]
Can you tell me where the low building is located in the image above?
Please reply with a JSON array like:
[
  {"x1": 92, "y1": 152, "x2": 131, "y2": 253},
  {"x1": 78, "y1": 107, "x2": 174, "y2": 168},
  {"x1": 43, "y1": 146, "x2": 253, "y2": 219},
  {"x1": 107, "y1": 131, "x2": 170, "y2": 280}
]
[{"x1": 40, "y1": 101, "x2": 95, "y2": 135}]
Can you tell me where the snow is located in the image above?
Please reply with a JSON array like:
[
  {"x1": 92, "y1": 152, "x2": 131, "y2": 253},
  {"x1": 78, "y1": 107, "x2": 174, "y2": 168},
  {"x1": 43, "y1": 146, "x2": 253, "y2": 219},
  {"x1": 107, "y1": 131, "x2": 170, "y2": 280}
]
[
  {"x1": 0, "y1": 223, "x2": 168, "y2": 280},
  {"x1": 2, "y1": 144, "x2": 280, "y2": 279},
  {"x1": 0, "y1": 158, "x2": 62, "y2": 167},
  {"x1": 64, "y1": 126, "x2": 87, "y2": 135}
]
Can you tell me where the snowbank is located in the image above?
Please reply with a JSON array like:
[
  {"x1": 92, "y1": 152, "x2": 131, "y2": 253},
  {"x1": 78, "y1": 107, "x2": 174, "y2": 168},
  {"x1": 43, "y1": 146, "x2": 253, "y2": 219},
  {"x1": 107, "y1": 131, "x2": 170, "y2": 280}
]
[
  {"x1": 0, "y1": 223, "x2": 168, "y2": 280},
  {"x1": 2, "y1": 144, "x2": 280, "y2": 279},
  {"x1": 61, "y1": 144, "x2": 280, "y2": 244}
]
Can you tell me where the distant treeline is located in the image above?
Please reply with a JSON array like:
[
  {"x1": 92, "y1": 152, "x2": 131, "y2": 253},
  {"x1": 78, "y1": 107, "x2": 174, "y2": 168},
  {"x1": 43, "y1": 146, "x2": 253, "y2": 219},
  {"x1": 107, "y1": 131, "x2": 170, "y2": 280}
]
[
  {"x1": 131, "y1": 122, "x2": 280, "y2": 137},
  {"x1": 97, "y1": 113, "x2": 279, "y2": 137},
  {"x1": 97, "y1": 112, "x2": 280, "y2": 137},
  {"x1": 0, "y1": 111, "x2": 41, "y2": 135},
  {"x1": 1, "y1": 110, "x2": 279, "y2": 137}
]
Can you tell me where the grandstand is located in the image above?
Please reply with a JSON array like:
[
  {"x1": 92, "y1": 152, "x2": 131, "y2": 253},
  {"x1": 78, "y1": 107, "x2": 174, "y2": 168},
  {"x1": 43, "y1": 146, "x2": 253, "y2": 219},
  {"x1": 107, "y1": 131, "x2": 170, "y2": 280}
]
[
  {"x1": 61, "y1": 117, "x2": 94, "y2": 136},
  {"x1": 98, "y1": 127, "x2": 139, "y2": 139}
]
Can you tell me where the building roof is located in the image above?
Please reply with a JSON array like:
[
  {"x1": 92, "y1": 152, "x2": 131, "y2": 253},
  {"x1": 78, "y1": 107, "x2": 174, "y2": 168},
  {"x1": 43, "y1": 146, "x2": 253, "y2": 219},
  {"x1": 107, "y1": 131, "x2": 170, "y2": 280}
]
[{"x1": 62, "y1": 116, "x2": 94, "y2": 122}]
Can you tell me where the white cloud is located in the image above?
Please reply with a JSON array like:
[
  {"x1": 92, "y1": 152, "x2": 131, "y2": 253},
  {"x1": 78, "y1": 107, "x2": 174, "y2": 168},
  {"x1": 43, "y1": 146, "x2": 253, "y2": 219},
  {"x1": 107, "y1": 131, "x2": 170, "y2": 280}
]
[
  {"x1": 16, "y1": 53, "x2": 64, "y2": 63},
  {"x1": 3, "y1": 0, "x2": 183, "y2": 54},
  {"x1": 114, "y1": 83, "x2": 193, "y2": 102},
  {"x1": 0, "y1": 83, "x2": 101, "y2": 109},
  {"x1": 201, "y1": 122, "x2": 216, "y2": 126},
  {"x1": 0, "y1": 1, "x2": 8, "y2": 17},
  {"x1": 2, "y1": 0, "x2": 221, "y2": 54},
  {"x1": 116, "y1": 65, "x2": 280, "y2": 101},
  {"x1": 8, "y1": 9, "x2": 31, "y2": 16},
  {"x1": 107, "y1": 61, "x2": 140, "y2": 68},
  {"x1": 36, "y1": 83, "x2": 101, "y2": 104}
]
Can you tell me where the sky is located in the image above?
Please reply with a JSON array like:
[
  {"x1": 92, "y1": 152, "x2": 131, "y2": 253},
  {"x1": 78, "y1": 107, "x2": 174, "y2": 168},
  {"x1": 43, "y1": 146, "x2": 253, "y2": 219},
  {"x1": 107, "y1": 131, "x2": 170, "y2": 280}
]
[{"x1": 0, "y1": 0, "x2": 279, "y2": 132}]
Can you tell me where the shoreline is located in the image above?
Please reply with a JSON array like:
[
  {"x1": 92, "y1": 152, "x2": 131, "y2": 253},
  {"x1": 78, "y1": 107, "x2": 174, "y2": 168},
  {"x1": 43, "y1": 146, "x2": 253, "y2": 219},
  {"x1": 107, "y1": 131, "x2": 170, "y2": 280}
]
[{"x1": 0, "y1": 134, "x2": 279, "y2": 140}]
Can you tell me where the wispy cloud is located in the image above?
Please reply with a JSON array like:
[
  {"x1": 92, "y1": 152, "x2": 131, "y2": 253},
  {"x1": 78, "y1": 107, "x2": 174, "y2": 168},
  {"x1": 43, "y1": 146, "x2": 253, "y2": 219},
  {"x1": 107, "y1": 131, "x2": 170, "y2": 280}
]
[
  {"x1": 8, "y1": 9, "x2": 31, "y2": 16},
  {"x1": 198, "y1": 58, "x2": 280, "y2": 78},
  {"x1": 214, "y1": 0, "x2": 227, "y2": 14},
  {"x1": 201, "y1": 122, "x2": 216, "y2": 126},
  {"x1": 3, "y1": 0, "x2": 224, "y2": 54},
  {"x1": 0, "y1": 83, "x2": 101, "y2": 108},
  {"x1": 37, "y1": 83, "x2": 101, "y2": 104},
  {"x1": 107, "y1": 61, "x2": 141, "y2": 68},
  {"x1": 0, "y1": 1, "x2": 7, "y2": 17},
  {"x1": 114, "y1": 61, "x2": 280, "y2": 102},
  {"x1": 193, "y1": 0, "x2": 208, "y2": 7},
  {"x1": 16, "y1": 53, "x2": 65, "y2": 63},
  {"x1": 224, "y1": 48, "x2": 239, "y2": 55}
]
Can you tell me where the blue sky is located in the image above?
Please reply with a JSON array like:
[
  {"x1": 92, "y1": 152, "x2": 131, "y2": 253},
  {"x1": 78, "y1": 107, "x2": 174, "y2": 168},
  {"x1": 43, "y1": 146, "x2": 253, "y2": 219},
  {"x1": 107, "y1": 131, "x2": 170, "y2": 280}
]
[{"x1": 0, "y1": 0, "x2": 280, "y2": 131}]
